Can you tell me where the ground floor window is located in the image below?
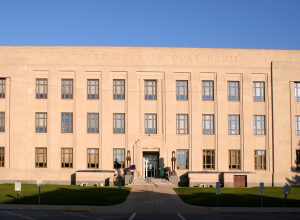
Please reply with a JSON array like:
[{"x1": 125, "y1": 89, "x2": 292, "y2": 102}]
[
  {"x1": 255, "y1": 150, "x2": 266, "y2": 170},
  {"x1": 229, "y1": 150, "x2": 241, "y2": 170},
  {"x1": 176, "y1": 149, "x2": 189, "y2": 170},
  {"x1": 35, "y1": 147, "x2": 47, "y2": 168},
  {"x1": 0, "y1": 147, "x2": 4, "y2": 167},
  {"x1": 61, "y1": 148, "x2": 73, "y2": 168},
  {"x1": 296, "y1": 149, "x2": 300, "y2": 169},
  {"x1": 87, "y1": 148, "x2": 99, "y2": 168},
  {"x1": 203, "y1": 150, "x2": 215, "y2": 170},
  {"x1": 113, "y1": 148, "x2": 125, "y2": 169}
]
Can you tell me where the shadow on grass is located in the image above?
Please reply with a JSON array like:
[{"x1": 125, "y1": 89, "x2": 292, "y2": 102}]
[{"x1": 4, "y1": 187, "x2": 130, "y2": 206}]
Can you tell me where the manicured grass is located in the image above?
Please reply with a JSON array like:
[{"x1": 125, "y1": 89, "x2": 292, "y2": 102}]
[
  {"x1": 0, "y1": 184, "x2": 130, "y2": 206},
  {"x1": 175, "y1": 187, "x2": 300, "y2": 207}
]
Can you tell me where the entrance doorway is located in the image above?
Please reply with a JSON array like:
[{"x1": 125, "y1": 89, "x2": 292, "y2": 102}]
[{"x1": 143, "y1": 152, "x2": 159, "y2": 178}]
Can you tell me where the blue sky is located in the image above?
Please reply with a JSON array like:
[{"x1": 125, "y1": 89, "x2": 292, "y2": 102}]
[{"x1": 0, "y1": 0, "x2": 299, "y2": 49}]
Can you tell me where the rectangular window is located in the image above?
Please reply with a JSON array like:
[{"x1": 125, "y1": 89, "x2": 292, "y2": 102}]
[
  {"x1": 61, "y1": 79, "x2": 73, "y2": 99},
  {"x1": 228, "y1": 81, "x2": 240, "y2": 101},
  {"x1": 0, "y1": 147, "x2": 4, "y2": 167},
  {"x1": 203, "y1": 150, "x2": 215, "y2": 170},
  {"x1": 0, "y1": 112, "x2": 4, "y2": 132},
  {"x1": 113, "y1": 148, "x2": 125, "y2": 169},
  {"x1": 35, "y1": 112, "x2": 47, "y2": 133},
  {"x1": 202, "y1": 114, "x2": 215, "y2": 135},
  {"x1": 144, "y1": 113, "x2": 157, "y2": 134},
  {"x1": 295, "y1": 82, "x2": 300, "y2": 102},
  {"x1": 253, "y1": 81, "x2": 265, "y2": 102},
  {"x1": 254, "y1": 115, "x2": 266, "y2": 135},
  {"x1": 61, "y1": 148, "x2": 73, "y2": 168},
  {"x1": 229, "y1": 150, "x2": 241, "y2": 170},
  {"x1": 176, "y1": 149, "x2": 189, "y2": 170},
  {"x1": 176, "y1": 114, "x2": 189, "y2": 134},
  {"x1": 176, "y1": 80, "x2": 188, "y2": 100},
  {"x1": 87, "y1": 79, "x2": 99, "y2": 99},
  {"x1": 296, "y1": 116, "x2": 300, "y2": 136},
  {"x1": 87, "y1": 113, "x2": 99, "y2": 133},
  {"x1": 87, "y1": 148, "x2": 99, "y2": 168},
  {"x1": 113, "y1": 113, "x2": 125, "y2": 134},
  {"x1": 144, "y1": 80, "x2": 157, "y2": 100},
  {"x1": 113, "y1": 79, "x2": 125, "y2": 100},
  {"x1": 202, "y1": 80, "x2": 214, "y2": 101},
  {"x1": 228, "y1": 114, "x2": 240, "y2": 135},
  {"x1": 35, "y1": 147, "x2": 47, "y2": 168},
  {"x1": 255, "y1": 150, "x2": 266, "y2": 170},
  {"x1": 296, "y1": 150, "x2": 300, "y2": 169},
  {"x1": 61, "y1": 112, "x2": 73, "y2": 133},
  {"x1": 0, "y1": 78, "x2": 5, "y2": 98},
  {"x1": 36, "y1": 78, "x2": 48, "y2": 99}
]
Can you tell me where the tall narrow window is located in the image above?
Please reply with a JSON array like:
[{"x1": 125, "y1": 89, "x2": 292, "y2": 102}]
[
  {"x1": 87, "y1": 79, "x2": 99, "y2": 99},
  {"x1": 228, "y1": 114, "x2": 240, "y2": 135},
  {"x1": 35, "y1": 112, "x2": 47, "y2": 133},
  {"x1": 0, "y1": 147, "x2": 4, "y2": 167},
  {"x1": 254, "y1": 115, "x2": 266, "y2": 135},
  {"x1": 229, "y1": 150, "x2": 241, "y2": 169},
  {"x1": 176, "y1": 80, "x2": 188, "y2": 100},
  {"x1": 296, "y1": 116, "x2": 300, "y2": 136},
  {"x1": 36, "y1": 78, "x2": 48, "y2": 99},
  {"x1": 144, "y1": 113, "x2": 157, "y2": 134},
  {"x1": 0, "y1": 112, "x2": 4, "y2": 132},
  {"x1": 113, "y1": 79, "x2": 125, "y2": 100},
  {"x1": 61, "y1": 112, "x2": 73, "y2": 133},
  {"x1": 144, "y1": 80, "x2": 157, "y2": 100},
  {"x1": 113, "y1": 148, "x2": 125, "y2": 169},
  {"x1": 87, "y1": 148, "x2": 99, "y2": 168},
  {"x1": 35, "y1": 147, "x2": 47, "y2": 168},
  {"x1": 0, "y1": 78, "x2": 5, "y2": 98},
  {"x1": 202, "y1": 80, "x2": 214, "y2": 101},
  {"x1": 87, "y1": 113, "x2": 99, "y2": 133},
  {"x1": 176, "y1": 149, "x2": 189, "y2": 169},
  {"x1": 253, "y1": 81, "x2": 265, "y2": 102},
  {"x1": 295, "y1": 82, "x2": 300, "y2": 102},
  {"x1": 255, "y1": 150, "x2": 266, "y2": 170},
  {"x1": 61, "y1": 79, "x2": 73, "y2": 99},
  {"x1": 113, "y1": 113, "x2": 125, "y2": 134},
  {"x1": 202, "y1": 114, "x2": 215, "y2": 135},
  {"x1": 203, "y1": 150, "x2": 215, "y2": 170},
  {"x1": 296, "y1": 150, "x2": 300, "y2": 169},
  {"x1": 61, "y1": 148, "x2": 73, "y2": 168},
  {"x1": 228, "y1": 81, "x2": 240, "y2": 101},
  {"x1": 176, "y1": 114, "x2": 189, "y2": 134}
]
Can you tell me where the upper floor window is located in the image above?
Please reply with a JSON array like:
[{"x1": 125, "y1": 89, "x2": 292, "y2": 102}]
[
  {"x1": 36, "y1": 78, "x2": 48, "y2": 99},
  {"x1": 87, "y1": 113, "x2": 99, "y2": 133},
  {"x1": 228, "y1": 81, "x2": 240, "y2": 101},
  {"x1": 228, "y1": 114, "x2": 240, "y2": 135},
  {"x1": 61, "y1": 79, "x2": 73, "y2": 99},
  {"x1": 202, "y1": 114, "x2": 215, "y2": 135},
  {"x1": 296, "y1": 116, "x2": 300, "y2": 136},
  {"x1": 295, "y1": 82, "x2": 300, "y2": 102},
  {"x1": 87, "y1": 148, "x2": 99, "y2": 168},
  {"x1": 0, "y1": 112, "x2": 5, "y2": 132},
  {"x1": 144, "y1": 113, "x2": 157, "y2": 134},
  {"x1": 0, "y1": 78, "x2": 5, "y2": 98},
  {"x1": 61, "y1": 148, "x2": 73, "y2": 168},
  {"x1": 113, "y1": 148, "x2": 125, "y2": 169},
  {"x1": 61, "y1": 112, "x2": 73, "y2": 133},
  {"x1": 87, "y1": 79, "x2": 99, "y2": 99},
  {"x1": 255, "y1": 150, "x2": 266, "y2": 170},
  {"x1": 176, "y1": 149, "x2": 189, "y2": 170},
  {"x1": 176, "y1": 114, "x2": 189, "y2": 135},
  {"x1": 203, "y1": 150, "x2": 215, "y2": 170},
  {"x1": 0, "y1": 147, "x2": 4, "y2": 167},
  {"x1": 113, "y1": 113, "x2": 125, "y2": 134},
  {"x1": 229, "y1": 150, "x2": 241, "y2": 170},
  {"x1": 176, "y1": 80, "x2": 188, "y2": 101},
  {"x1": 253, "y1": 81, "x2": 265, "y2": 102},
  {"x1": 113, "y1": 79, "x2": 125, "y2": 100},
  {"x1": 254, "y1": 115, "x2": 266, "y2": 135},
  {"x1": 35, "y1": 147, "x2": 47, "y2": 168},
  {"x1": 35, "y1": 112, "x2": 47, "y2": 133},
  {"x1": 202, "y1": 80, "x2": 214, "y2": 101},
  {"x1": 144, "y1": 80, "x2": 157, "y2": 100}
]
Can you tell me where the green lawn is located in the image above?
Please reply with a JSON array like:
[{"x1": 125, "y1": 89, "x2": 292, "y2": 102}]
[
  {"x1": 175, "y1": 187, "x2": 300, "y2": 207},
  {"x1": 0, "y1": 184, "x2": 130, "y2": 206}
]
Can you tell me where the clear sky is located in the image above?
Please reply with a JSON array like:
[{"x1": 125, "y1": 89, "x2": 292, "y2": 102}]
[{"x1": 0, "y1": 0, "x2": 299, "y2": 49}]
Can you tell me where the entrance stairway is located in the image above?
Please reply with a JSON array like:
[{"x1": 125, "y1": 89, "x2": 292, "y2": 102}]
[{"x1": 131, "y1": 176, "x2": 174, "y2": 186}]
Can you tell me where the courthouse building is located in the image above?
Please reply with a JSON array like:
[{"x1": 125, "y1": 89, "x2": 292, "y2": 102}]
[{"x1": 0, "y1": 47, "x2": 300, "y2": 187}]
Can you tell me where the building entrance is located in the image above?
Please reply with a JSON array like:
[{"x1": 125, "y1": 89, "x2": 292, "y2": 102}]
[{"x1": 143, "y1": 152, "x2": 159, "y2": 178}]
